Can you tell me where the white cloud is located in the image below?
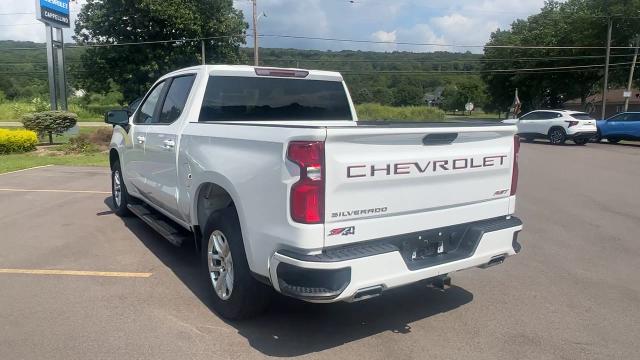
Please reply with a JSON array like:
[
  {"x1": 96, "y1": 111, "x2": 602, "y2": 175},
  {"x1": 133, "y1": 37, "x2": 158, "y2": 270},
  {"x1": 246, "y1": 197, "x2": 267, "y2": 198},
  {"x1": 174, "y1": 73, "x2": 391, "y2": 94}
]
[
  {"x1": 371, "y1": 30, "x2": 397, "y2": 43},
  {"x1": 0, "y1": 0, "x2": 552, "y2": 54},
  {"x1": 0, "y1": 1, "x2": 83, "y2": 42}
]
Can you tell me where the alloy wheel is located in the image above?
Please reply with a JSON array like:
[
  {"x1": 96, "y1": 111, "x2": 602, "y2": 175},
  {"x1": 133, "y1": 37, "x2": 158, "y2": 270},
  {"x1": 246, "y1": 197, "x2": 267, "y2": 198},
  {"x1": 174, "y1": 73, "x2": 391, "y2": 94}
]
[{"x1": 207, "y1": 230, "x2": 234, "y2": 300}]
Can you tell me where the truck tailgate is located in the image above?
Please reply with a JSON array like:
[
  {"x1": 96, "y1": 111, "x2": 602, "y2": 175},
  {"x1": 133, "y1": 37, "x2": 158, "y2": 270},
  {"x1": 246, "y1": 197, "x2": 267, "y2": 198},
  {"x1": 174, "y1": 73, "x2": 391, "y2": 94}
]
[{"x1": 323, "y1": 124, "x2": 516, "y2": 247}]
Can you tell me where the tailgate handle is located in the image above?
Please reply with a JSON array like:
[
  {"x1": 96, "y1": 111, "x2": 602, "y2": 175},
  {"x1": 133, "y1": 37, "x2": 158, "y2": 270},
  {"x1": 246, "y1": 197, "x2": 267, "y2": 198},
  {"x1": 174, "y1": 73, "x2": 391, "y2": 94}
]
[{"x1": 422, "y1": 133, "x2": 458, "y2": 145}]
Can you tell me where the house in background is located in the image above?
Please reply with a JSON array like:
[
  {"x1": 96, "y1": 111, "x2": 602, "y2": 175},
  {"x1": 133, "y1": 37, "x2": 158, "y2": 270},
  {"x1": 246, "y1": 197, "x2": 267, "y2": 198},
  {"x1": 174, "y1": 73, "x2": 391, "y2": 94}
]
[
  {"x1": 423, "y1": 87, "x2": 444, "y2": 107},
  {"x1": 564, "y1": 88, "x2": 640, "y2": 119}
]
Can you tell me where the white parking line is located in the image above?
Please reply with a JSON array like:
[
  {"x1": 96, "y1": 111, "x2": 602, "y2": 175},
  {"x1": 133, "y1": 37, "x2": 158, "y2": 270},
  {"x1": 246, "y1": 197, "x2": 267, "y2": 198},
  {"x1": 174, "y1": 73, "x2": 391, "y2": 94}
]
[
  {"x1": 0, "y1": 268, "x2": 152, "y2": 278},
  {"x1": 0, "y1": 188, "x2": 110, "y2": 194},
  {"x1": 0, "y1": 165, "x2": 53, "y2": 176}
]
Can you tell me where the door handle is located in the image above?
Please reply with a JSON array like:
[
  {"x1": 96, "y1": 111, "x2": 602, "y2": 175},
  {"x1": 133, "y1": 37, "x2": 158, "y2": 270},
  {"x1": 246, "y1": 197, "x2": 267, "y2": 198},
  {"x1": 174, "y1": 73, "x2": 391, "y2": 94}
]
[
  {"x1": 162, "y1": 139, "x2": 176, "y2": 149},
  {"x1": 136, "y1": 136, "x2": 145, "y2": 144}
]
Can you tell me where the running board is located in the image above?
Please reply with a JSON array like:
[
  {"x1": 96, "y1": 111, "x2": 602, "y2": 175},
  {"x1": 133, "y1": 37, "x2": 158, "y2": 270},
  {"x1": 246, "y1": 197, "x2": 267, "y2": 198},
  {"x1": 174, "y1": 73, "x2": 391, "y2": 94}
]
[{"x1": 127, "y1": 204, "x2": 190, "y2": 247}]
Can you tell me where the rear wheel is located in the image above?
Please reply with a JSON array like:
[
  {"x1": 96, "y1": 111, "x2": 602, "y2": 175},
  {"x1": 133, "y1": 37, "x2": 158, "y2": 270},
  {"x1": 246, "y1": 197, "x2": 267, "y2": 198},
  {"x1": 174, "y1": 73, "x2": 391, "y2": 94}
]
[
  {"x1": 607, "y1": 137, "x2": 621, "y2": 144},
  {"x1": 548, "y1": 128, "x2": 566, "y2": 145},
  {"x1": 201, "y1": 207, "x2": 271, "y2": 320},
  {"x1": 111, "y1": 161, "x2": 131, "y2": 217},
  {"x1": 573, "y1": 138, "x2": 588, "y2": 145}
]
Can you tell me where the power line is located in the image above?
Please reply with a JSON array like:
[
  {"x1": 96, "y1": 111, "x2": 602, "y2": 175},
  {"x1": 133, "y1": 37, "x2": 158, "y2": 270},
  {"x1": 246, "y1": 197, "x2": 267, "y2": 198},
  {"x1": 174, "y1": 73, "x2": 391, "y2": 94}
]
[
  {"x1": 257, "y1": 33, "x2": 609, "y2": 49},
  {"x1": 259, "y1": 54, "x2": 635, "y2": 63},
  {"x1": 0, "y1": 61, "x2": 635, "y2": 77},
  {"x1": 2, "y1": 53, "x2": 636, "y2": 66},
  {"x1": 3, "y1": 32, "x2": 640, "y2": 50},
  {"x1": 0, "y1": 12, "x2": 33, "y2": 16}
]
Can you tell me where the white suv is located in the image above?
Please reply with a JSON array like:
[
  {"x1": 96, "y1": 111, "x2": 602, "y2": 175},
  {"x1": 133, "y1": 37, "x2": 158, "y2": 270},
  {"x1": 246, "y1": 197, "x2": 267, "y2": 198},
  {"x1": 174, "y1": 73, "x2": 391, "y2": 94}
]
[{"x1": 503, "y1": 110, "x2": 597, "y2": 145}]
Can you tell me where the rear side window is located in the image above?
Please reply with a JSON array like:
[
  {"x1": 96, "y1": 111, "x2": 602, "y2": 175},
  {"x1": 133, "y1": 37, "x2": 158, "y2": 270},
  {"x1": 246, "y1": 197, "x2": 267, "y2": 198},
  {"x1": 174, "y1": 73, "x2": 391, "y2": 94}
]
[
  {"x1": 159, "y1": 75, "x2": 196, "y2": 124},
  {"x1": 570, "y1": 113, "x2": 594, "y2": 120},
  {"x1": 199, "y1": 76, "x2": 353, "y2": 121}
]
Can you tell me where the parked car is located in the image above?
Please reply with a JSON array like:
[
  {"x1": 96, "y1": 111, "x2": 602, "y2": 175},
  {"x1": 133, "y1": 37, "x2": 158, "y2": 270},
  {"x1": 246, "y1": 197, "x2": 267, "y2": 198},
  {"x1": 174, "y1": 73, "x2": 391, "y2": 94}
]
[
  {"x1": 503, "y1": 110, "x2": 597, "y2": 145},
  {"x1": 594, "y1": 112, "x2": 640, "y2": 143},
  {"x1": 105, "y1": 65, "x2": 523, "y2": 319}
]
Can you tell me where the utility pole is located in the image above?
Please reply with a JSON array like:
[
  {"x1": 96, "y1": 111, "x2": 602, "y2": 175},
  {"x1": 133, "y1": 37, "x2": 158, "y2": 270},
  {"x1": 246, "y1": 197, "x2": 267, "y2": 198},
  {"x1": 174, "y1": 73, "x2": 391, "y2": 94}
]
[
  {"x1": 252, "y1": 0, "x2": 258, "y2": 66},
  {"x1": 201, "y1": 39, "x2": 206, "y2": 65},
  {"x1": 601, "y1": 17, "x2": 613, "y2": 120},
  {"x1": 624, "y1": 36, "x2": 639, "y2": 112}
]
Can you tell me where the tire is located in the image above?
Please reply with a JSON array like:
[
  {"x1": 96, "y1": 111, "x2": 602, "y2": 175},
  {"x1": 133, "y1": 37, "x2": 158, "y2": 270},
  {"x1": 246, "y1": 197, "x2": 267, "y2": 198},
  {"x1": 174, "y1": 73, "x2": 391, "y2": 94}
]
[
  {"x1": 548, "y1": 127, "x2": 566, "y2": 145},
  {"x1": 573, "y1": 138, "x2": 588, "y2": 145},
  {"x1": 592, "y1": 131, "x2": 602, "y2": 143},
  {"x1": 607, "y1": 137, "x2": 621, "y2": 144},
  {"x1": 201, "y1": 207, "x2": 271, "y2": 320},
  {"x1": 111, "y1": 161, "x2": 132, "y2": 217}
]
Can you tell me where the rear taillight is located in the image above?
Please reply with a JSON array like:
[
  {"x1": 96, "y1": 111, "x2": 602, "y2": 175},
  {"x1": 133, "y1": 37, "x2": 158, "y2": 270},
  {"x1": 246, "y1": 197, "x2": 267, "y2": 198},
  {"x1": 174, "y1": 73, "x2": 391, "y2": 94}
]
[
  {"x1": 565, "y1": 120, "x2": 579, "y2": 127},
  {"x1": 287, "y1": 141, "x2": 324, "y2": 224},
  {"x1": 510, "y1": 135, "x2": 520, "y2": 196}
]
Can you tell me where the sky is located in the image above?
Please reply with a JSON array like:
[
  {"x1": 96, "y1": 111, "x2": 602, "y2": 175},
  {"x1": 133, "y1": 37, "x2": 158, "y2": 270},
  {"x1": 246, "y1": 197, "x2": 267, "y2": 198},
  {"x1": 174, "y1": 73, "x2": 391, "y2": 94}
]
[{"x1": 0, "y1": 0, "x2": 549, "y2": 54}]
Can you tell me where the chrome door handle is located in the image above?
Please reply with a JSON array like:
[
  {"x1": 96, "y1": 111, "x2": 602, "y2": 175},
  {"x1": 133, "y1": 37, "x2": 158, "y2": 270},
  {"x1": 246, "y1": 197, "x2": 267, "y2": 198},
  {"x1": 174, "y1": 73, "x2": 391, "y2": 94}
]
[
  {"x1": 162, "y1": 139, "x2": 175, "y2": 149},
  {"x1": 136, "y1": 136, "x2": 146, "y2": 144}
]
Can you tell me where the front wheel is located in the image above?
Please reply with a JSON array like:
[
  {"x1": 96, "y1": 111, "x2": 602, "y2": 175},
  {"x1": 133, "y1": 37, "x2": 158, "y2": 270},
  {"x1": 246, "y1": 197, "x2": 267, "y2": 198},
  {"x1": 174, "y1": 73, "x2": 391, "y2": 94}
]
[
  {"x1": 573, "y1": 138, "x2": 588, "y2": 145},
  {"x1": 548, "y1": 128, "x2": 566, "y2": 145},
  {"x1": 607, "y1": 137, "x2": 621, "y2": 144},
  {"x1": 592, "y1": 131, "x2": 602, "y2": 142},
  {"x1": 111, "y1": 161, "x2": 131, "y2": 217},
  {"x1": 202, "y1": 208, "x2": 272, "y2": 320}
]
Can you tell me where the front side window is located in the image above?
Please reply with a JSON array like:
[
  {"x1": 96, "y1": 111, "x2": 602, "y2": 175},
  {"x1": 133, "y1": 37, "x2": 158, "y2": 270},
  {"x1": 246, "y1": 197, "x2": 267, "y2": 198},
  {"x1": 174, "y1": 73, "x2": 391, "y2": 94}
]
[
  {"x1": 135, "y1": 81, "x2": 166, "y2": 124},
  {"x1": 519, "y1": 112, "x2": 536, "y2": 120},
  {"x1": 537, "y1": 111, "x2": 559, "y2": 120},
  {"x1": 159, "y1": 75, "x2": 196, "y2": 124},
  {"x1": 199, "y1": 76, "x2": 353, "y2": 122},
  {"x1": 608, "y1": 113, "x2": 628, "y2": 121}
]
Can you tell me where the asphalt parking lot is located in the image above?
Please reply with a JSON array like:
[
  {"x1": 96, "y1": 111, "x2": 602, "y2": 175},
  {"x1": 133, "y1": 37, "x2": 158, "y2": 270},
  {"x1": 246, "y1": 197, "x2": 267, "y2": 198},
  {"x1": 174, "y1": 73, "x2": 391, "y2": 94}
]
[{"x1": 1, "y1": 141, "x2": 639, "y2": 360}]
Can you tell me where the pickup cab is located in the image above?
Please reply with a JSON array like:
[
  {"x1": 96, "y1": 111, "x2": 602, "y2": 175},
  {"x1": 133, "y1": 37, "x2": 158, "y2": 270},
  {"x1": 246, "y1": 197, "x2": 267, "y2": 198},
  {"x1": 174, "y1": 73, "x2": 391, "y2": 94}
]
[{"x1": 106, "y1": 65, "x2": 523, "y2": 319}]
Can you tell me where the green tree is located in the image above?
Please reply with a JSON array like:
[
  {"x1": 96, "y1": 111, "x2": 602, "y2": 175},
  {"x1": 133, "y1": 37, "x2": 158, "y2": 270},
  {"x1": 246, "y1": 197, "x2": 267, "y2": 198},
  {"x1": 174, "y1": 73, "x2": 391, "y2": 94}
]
[
  {"x1": 482, "y1": 0, "x2": 640, "y2": 114},
  {"x1": 73, "y1": 0, "x2": 247, "y2": 101},
  {"x1": 392, "y1": 85, "x2": 424, "y2": 106}
]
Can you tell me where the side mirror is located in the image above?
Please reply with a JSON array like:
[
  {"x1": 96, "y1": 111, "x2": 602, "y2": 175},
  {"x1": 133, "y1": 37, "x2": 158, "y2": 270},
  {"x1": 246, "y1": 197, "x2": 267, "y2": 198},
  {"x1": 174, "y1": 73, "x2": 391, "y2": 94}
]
[{"x1": 105, "y1": 110, "x2": 130, "y2": 126}]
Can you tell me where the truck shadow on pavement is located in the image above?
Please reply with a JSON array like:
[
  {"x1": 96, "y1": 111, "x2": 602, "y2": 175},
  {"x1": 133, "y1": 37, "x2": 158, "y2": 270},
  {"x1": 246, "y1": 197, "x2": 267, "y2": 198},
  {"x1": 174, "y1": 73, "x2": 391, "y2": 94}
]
[{"x1": 105, "y1": 198, "x2": 474, "y2": 357}]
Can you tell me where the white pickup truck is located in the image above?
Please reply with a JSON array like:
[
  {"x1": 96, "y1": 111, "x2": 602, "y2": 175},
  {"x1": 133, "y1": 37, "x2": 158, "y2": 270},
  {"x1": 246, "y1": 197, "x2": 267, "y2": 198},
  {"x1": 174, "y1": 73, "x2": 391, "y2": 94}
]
[{"x1": 106, "y1": 65, "x2": 523, "y2": 319}]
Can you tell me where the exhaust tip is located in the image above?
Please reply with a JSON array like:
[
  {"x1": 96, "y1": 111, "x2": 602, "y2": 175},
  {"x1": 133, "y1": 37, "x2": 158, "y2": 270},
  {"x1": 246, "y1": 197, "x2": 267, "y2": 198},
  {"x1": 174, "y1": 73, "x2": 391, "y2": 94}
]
[
  {"x1": 483, "y1": 255, "x2": 506, "y2": 268},
  {"x1": 353, "y1": 285, "x2": 383, "y2": 301}
]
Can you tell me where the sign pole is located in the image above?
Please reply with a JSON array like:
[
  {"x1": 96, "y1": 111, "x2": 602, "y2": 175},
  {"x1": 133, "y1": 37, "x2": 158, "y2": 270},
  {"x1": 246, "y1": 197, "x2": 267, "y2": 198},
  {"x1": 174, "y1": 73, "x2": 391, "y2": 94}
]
[
  {"x1": 55, "y1": 27, "x2": 67, "y2": 111},
  {"x1": 36, "y1": 0, "x2": 71, "y2": 111},
  {"x1": 45, "y1": 24, "x2": 57, "y2": 110}
]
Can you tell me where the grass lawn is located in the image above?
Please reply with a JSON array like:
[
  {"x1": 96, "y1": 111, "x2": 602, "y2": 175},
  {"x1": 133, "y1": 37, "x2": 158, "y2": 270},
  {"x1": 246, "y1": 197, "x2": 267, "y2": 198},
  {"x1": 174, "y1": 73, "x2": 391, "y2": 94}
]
[{"x1": 0, "y1": 152, "x2": 108, "y2": 174}]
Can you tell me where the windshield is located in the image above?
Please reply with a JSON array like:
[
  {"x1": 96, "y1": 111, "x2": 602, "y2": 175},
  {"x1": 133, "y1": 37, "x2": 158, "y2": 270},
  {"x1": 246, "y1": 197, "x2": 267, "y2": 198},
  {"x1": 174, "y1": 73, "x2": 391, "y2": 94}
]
[{"x1": 199, "y1": 76, "x2": 353, "y2": 122}]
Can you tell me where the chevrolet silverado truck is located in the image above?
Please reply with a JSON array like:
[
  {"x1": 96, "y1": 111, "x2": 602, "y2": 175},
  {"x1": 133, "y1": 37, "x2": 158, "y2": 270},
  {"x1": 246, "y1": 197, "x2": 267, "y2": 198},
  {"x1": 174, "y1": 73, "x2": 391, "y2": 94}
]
[{"x1": 105, "y1": 65, "x2": 523, "y2": 320}]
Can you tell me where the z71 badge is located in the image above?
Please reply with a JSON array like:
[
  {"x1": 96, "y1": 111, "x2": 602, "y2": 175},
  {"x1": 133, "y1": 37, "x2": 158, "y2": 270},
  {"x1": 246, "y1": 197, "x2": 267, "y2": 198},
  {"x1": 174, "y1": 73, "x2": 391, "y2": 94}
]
[{"x1": 328, "y1": 226, "x2": 355, "y2": 236}]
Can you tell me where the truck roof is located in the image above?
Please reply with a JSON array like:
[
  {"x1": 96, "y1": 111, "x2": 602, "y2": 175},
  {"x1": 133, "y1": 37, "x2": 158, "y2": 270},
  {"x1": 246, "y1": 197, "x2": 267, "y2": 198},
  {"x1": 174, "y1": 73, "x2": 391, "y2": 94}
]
[{"x1": 164, "y1": 65, "x2": 344, "y2": 82}]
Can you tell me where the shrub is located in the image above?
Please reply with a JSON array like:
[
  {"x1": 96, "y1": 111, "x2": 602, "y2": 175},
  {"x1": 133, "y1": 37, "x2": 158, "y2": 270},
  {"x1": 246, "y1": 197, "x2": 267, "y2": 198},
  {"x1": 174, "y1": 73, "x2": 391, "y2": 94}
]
[
  {"x1": 21, "y1": 111, "x2": 78, "y2": 144},
  {"x1": 0, "y1": 129, "x2": 38, "y2": 154},
  {"x1": 60, "y1": 134, "x2": 99, "y2": 154},
  {"x1": 88, "y1": 127, "x2": 113, "y2": 147},
  {"x1": 355, "y1": 103, "x2": 446, "y2": 121},
  {"x1": 58, "y1": 128, "x2": 111, "y2": 154}
]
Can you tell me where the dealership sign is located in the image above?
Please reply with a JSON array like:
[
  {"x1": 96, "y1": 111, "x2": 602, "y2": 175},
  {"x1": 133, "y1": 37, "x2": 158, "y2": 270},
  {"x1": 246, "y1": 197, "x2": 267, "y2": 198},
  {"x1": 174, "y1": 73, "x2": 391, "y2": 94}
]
[{"x1": 35, "y1": 0, "x2": 70, "y2": 28}]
